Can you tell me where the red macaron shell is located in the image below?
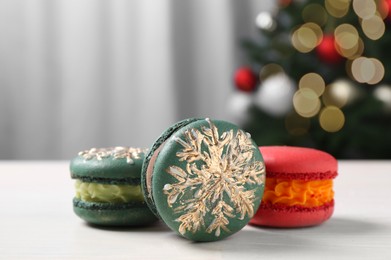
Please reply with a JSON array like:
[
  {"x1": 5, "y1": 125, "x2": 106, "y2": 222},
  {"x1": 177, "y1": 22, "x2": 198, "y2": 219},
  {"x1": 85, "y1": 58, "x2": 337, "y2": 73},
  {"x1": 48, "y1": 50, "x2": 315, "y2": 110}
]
[
  {"x1": 259, "y1": 146, "x2": 337, "y2": 181},
  {"x1": 251, "y1": 200, "x2": 334, "y2": 228},
  {"x1": 250, "y1": 146, "x2": 337, "y2": 228}
]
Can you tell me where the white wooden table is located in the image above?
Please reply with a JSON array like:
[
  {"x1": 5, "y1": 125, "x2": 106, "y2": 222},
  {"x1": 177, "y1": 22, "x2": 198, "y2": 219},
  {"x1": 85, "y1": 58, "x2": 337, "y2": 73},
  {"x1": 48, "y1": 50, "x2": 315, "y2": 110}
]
[{"x1": 0, "y1": 161, "x2": 390, "y2": 259}]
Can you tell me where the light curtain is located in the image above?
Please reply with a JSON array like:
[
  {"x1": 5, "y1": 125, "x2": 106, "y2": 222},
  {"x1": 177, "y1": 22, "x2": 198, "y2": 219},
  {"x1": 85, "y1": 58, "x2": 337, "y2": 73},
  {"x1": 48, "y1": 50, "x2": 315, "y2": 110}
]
[{"x1": 0, "y1": 0, "x2": 270, "y2": 159}]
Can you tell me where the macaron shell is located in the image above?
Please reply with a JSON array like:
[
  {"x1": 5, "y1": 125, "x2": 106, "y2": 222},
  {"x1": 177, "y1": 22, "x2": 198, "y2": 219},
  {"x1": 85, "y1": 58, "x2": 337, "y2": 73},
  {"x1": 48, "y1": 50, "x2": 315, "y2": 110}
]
[
  {"x1": 73, "y1": 199, "x2": 158, "y2": 226},
  {"x1": 152, "y1": 119, "x2": 265, "y2": 241},
  {"x1": 259, "y1": 146, "x2": 337, "y2": 180},
  {"x1": 71, "y1": 147, "x2": 147, "y2": 183},
  {"x1": 141, "y1": 118, "x2": 200, "y2": 217},
  {"x1": 250, "y1": 200, "x2": 334, "y2": 228}
]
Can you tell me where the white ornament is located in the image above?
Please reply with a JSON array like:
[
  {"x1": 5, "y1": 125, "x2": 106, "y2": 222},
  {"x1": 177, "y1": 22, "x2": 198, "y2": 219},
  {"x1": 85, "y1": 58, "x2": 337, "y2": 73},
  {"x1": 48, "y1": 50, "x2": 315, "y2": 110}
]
[
  {"x1": 255, "y1": 12, "x2": 276, "y2": 31},
  {"x1": 226, "y1": 91, "x2": 253, "y2": 126},
  {"x1": 324, "y1": 79, "x2": 361, "y2": 108},
  {"x1": 374, "y1": 85, "x2": 391, "y2": 111},
  {"x1": 254, "y1": 73, "x2": 296, "y2": 117}
]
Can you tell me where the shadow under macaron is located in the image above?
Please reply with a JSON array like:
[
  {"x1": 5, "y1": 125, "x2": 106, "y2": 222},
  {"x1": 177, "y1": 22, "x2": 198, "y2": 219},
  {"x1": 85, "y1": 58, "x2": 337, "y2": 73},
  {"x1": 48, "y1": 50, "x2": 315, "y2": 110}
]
[{"x1": 84, "y1": 219, "x2": 170, "y2": 233}]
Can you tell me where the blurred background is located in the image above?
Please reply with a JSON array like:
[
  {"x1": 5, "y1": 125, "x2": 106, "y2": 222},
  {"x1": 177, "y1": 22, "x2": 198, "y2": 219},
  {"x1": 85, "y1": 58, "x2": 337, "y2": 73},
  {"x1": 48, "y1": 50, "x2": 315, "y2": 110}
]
[
  {"x1": 0, "y1": 0, "x2": 269, "y2": 159},
  {"x1": 1, "y1": 0, "x2": 390, "y2": 160}
]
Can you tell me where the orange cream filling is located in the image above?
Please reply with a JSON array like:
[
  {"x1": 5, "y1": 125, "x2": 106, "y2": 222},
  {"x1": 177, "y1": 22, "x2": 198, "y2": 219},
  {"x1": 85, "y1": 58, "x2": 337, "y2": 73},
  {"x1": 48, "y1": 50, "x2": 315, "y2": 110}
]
[{"x1": 262, "y1": 178, "x2": 334, "y2": 207}]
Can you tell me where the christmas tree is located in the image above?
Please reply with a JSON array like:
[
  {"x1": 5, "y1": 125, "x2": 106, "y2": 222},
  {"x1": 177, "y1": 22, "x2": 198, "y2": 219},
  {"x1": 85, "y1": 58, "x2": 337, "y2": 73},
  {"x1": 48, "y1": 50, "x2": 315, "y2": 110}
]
[{"x1": 232, "y1": 0, "x2": 391, "y2": 159}]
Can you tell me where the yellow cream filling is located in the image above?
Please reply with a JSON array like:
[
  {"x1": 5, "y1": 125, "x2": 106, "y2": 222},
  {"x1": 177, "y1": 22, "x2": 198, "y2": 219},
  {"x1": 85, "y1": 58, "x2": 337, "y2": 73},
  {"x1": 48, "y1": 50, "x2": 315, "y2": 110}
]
[{"x1": 75, "y1": 180, "x2": 143, "y2": 203}]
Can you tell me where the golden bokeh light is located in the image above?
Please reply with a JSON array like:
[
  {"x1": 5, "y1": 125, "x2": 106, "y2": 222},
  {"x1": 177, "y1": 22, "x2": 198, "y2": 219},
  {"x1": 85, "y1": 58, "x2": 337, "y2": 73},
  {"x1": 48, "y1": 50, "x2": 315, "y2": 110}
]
[
  {"x1": 367, "y1": 58, "x2": 385, "y2": 85},
  {"x1": 302, "y1": 4, "x2": 328, "y2": 26},
  {"x1": 351, "y1": 57, "x2": 384, "y2": 84},
  {"x1": 352, "y1": 57, "x2": 376, "y2": 83},
  {"x1": 325, "y1": 0, "x2": 350, "y2": 18},
  {"x1": 293, "y1": 88, "x2": 321, "y2": 117},
  {"x1": 298, "y1": 27, "x2": 318, "y2": 49},
  {"x1": 299, "y1": 73, "x2": 325, "y2": 96},
  {"x1": 292, "y1": 28, "x2": 312, "y2": 53},
  {"x1": 305, "y1": 23, "x2": 323, "y2": 40},
  {"x1": 351, "y1": 57, "x2": 374, "y2": 83},
  {"x1": 291, "y1": 23, "x2": 323, "y2": 53},
  {"x1": 335, "y1": 24, "x2": 359, "y2": 50},
  {"x1": 346, "y1": 37, "x2": 364, "y2": 60},
  {"x1": 322, "y1": 79, "x2": 358, "y2": 107},
  {"x1": 259, "y1": 63, "x2": 284, "y2": 81},
  {"x1": 319, "y1": 106, "x2": 345, "y2": 132},
  {"x1": 336, "y1": 40, "x2": 360, "y2": 59},
  {"x1": 361, "y1": 14, "x2": 385, "y2": 40},
  {"x1": 334, "y1": 23, "x2": 366, "y2": 59},
  {"x1": 353, "y1": 0, "x2": 377, "y2": 19},
  {"x1": 285, "y1": 112, "x2": 311, "y2": 136}
]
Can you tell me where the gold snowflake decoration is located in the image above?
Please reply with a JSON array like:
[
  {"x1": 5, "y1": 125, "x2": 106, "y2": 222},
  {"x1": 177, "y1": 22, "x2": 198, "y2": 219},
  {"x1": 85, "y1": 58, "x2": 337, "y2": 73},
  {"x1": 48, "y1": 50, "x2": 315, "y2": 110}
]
[
  {"x1": 79, "y1": 147, "x2": 148, "y2": 164},
  {"x1": 163, "y1": 118, "x2": 265, "y2": 237}
]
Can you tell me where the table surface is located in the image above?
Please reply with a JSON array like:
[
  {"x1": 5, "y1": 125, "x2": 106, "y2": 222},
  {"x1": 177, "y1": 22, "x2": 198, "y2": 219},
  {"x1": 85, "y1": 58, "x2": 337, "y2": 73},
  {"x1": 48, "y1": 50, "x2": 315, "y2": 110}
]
[{"x1": 0, "y1": 161, "x2": 390, "y2": 259}]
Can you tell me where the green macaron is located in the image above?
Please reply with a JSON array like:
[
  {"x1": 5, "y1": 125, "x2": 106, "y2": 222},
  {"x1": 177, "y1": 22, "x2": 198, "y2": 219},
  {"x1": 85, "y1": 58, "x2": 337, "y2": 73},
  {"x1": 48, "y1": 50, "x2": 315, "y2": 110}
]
[
  {"x1": 141, "y1": 118, "x2": 266, "y2": 241},
  {"x1": 70, "y1": 147, "x2": 158, "y2": 226}
]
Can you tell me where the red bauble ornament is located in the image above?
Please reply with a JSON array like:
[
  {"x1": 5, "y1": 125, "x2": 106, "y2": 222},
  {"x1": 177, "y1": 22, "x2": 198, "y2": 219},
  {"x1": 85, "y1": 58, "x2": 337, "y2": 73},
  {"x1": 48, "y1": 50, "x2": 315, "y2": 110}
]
[
  {"x1": 234, "y1": 67, "x2": 257, "y2": 92},
  {"x1": 387, "y1": 0, "x2": 391, "y2": 16},
  {"x1": 380, "y1": 0, "x2": 391, "y2": 20},
  {"x1": 316, "y1": 35, "x2": 343, "y2": 65},
  {"x1": 279, "y1": 0, "x2": 292, "y2": 7}
]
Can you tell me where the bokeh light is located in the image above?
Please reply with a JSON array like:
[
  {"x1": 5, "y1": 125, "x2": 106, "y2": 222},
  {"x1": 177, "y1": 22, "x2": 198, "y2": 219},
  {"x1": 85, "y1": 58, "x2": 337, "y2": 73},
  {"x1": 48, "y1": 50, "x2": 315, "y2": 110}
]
[
  {"x1": 302, "y1": 4, "x2": 328, "y2": 26},
  {"x1": 319, "y1": 106, "x2": 345, "y2": 132},
  {"x1": 346, "y1": 37, "x2": 365, "y2": 60},
  {"x1": 306, "y1": 23, "x2": 323, "y2": 42},
  {"x1": 361, "y1": 14, "x2": 385, "y2": 40},
  {"x1": 255, "y1": 12, "x2": 276, "y2": 31},
  {"x1": 367, "y1": 58, "x2": 385, "y2": 85},
  {"x1": 351, "y1": 57, "x2": 375, "y2": 83},
  {"x1": 292, "y1": 23, "x2": 323, "y2": 53},
  {"x1": 259, "y1": 63, "x2": 284, "y2": 81},
  {"x1": 298, "y1": 27, "x2": 318, "y2": 49},
  {"x1": 293, "y1": 88, "x2": 321, "y2": 117},
  {"x1": 353, "y1": 0, "x2": 377, "y2": 19},
  {"x1": 292, "y1": 27, "x2": 312, "y2": 53},
  {"x1": 334, "y1": 24, "x2": 360, "y2": 58},
  {"x1": 351, "y1": 57, "x2": 384, "y2": 84},
  {"x1": 299, "y1": 73, "x2": 325, "y2": 96},
  {"x1": 325, "y1": 0, "x2": 350, "y2": 18},
  {"x1": 373, "y1": 85, "x2": 391, "y2": 110}
]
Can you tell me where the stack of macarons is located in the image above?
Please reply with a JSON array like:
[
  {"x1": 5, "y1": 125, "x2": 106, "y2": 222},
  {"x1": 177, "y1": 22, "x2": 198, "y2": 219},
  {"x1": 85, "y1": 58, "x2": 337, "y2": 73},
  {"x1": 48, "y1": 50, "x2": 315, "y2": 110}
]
[
  {"x1": 70, "y1": 118, "x2": 337, "y2": 241},
  {"x1": 70, "y1": 147, "x2": 158, "y2": 226}
]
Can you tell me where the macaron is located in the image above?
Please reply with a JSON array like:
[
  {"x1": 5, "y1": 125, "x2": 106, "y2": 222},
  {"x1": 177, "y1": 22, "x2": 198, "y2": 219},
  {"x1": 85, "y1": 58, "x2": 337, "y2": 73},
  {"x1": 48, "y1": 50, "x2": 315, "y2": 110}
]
[
  {"x1": 141, "y1": 118, "x2": 266, "y2": 241},
  {"x1": 250, "y1": 146, "x2": 338, "y2": 228},
  {"x1": 70, "y1": 147, "x2": 158, "y2": 226}
]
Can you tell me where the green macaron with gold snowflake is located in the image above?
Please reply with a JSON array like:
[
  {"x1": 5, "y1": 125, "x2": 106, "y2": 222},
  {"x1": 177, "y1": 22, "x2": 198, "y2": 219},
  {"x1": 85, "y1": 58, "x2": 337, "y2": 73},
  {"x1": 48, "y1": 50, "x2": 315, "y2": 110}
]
[
  {"x1": 141, "y1": 118, "x2": 266, "y2": 241},
  {"x1": 70, "y1": 147, "x2": 158, "y2": 226}
]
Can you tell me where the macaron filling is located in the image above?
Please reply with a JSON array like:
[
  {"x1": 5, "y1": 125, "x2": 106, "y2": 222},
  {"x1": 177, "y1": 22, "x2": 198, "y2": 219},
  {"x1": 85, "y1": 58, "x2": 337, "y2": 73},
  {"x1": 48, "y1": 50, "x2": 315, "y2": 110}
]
[
  {"x1": 262, "y1": 178, "x2": 334, "y2": 207},
  {"x1": 75, "y1": 180, "x2": 144, "y2": 203}
]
